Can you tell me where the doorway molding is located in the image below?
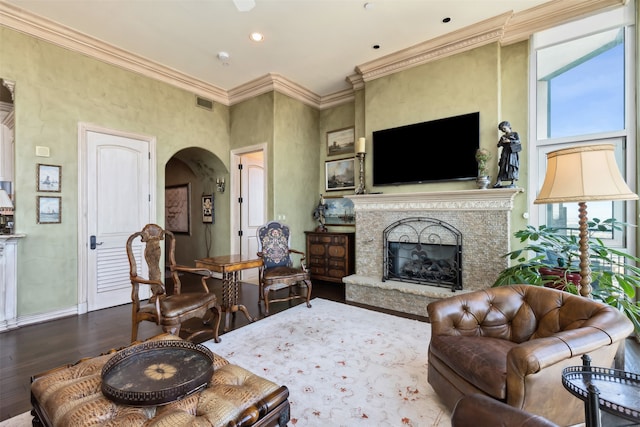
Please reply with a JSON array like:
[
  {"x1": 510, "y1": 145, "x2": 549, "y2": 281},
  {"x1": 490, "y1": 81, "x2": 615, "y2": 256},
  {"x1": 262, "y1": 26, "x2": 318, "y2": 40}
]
[{"x1": 230, "y1": 143, "x2": 267, "y2": 256}]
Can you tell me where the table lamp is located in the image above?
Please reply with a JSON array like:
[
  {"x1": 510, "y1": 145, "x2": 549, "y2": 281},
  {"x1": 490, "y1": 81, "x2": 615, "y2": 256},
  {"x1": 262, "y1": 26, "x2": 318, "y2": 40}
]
[
  {"x1": 0, "y1": 188, "x2": 13, "y2": 234},
  {"x1": 533, "y1": 144, "x2": 638, "y2": 298}
]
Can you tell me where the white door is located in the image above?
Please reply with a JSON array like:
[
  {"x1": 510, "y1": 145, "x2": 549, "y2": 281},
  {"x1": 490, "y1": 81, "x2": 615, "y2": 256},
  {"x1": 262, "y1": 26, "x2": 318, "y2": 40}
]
[
  {"x1": 80, "y1": 125, "x2": 155, "y2": 312},
  {"x1": 240, "y1": 151, "x2": 264, "y2": 282}
]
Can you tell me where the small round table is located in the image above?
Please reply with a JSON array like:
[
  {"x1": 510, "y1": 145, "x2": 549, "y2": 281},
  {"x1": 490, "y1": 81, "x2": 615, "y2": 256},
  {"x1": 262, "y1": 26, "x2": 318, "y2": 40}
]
[{"x1": 562, "y1": 355, "x2": 640, "y2": 427}]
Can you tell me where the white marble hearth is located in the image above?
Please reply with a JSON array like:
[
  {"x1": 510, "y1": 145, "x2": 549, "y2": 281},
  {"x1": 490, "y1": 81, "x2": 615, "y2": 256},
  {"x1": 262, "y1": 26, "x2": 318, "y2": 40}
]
[{"x1": 343, "y1": 188, "x2": 522, "y2": 316}]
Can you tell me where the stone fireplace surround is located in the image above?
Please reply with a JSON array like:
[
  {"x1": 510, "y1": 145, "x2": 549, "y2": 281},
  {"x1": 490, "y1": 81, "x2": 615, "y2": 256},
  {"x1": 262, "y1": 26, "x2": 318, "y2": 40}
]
[{"x1": 343, "y1": 188, "x2": 522, "y2": 316}]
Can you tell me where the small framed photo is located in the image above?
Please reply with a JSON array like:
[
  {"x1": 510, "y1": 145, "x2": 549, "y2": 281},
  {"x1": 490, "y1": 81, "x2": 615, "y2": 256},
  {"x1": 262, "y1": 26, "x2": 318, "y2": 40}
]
[
  {"x1": 202, "y1": 194, "x2": 214, "y2": 223},
  {"x1": 326, "y1": 127, "x2": 355, "y2": 156},
  {"x1": 37, "y1": 164, "x2": 61, "y2": 192},
  {"x1": 325, "y1": 157, "x2": 356, "y2": 191},
  {"x1": 324, "y1": 196, "x2": 355, "y2": 226},
  {"x1": 37, "y1": 196, "x2": 61, "y2": 224},
  {"x1": 165, "y1": 184, "x2": 191, "y2": 234}
]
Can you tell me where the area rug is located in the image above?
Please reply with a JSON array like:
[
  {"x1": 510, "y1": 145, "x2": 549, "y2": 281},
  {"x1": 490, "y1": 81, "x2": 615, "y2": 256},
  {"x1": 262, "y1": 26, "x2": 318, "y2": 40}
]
[
  {"x1": 203, "y1": 298, "x2": 449, "y2": 427},
  {"x1": 1, "y1": 299, "x2": 449, "y2": 427}
]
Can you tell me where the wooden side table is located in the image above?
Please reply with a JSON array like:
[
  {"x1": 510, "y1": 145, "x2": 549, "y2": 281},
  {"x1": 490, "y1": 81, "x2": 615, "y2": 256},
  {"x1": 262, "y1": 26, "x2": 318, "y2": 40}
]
[{"x1": 196, "y1": 255, "x2": 263, "y2": 331}]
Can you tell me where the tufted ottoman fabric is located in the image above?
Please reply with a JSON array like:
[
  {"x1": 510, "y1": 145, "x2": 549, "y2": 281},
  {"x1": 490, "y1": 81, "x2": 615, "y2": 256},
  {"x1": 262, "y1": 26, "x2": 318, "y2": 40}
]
[{"x1": 30, "y1": 334, "x2": 290, "y2": 427}]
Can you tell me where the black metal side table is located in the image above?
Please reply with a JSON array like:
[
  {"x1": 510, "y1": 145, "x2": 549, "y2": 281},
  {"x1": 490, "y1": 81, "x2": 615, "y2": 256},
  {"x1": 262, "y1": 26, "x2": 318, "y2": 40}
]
[{"x1": 562, "y1": 354, "x2": 640, "y2": 427}]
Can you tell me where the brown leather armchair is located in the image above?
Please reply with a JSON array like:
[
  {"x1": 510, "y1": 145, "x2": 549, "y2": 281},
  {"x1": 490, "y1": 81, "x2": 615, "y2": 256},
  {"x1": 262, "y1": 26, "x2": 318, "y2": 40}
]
[
  {"x1": 427, "y1": 285, "x2": 633, "y2": 426},
  {"x1": 452, "y1": 394, "x2": 559, "y2": 427}
]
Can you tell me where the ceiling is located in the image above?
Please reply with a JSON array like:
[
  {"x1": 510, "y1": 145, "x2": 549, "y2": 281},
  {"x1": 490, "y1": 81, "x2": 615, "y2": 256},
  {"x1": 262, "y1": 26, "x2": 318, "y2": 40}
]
[{"x1": 1, "y1": 0, "x2": 621, "y2": 105}]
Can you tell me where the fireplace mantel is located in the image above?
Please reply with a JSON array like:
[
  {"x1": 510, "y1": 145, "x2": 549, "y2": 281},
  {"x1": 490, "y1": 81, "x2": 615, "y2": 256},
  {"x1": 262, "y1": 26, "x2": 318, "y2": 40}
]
[
  {"x1": 343, "y1": 188, "x2": 523, "y2": 316},
  {"x1": 346, "y1": 188, "x2": 523, "y2": 211}
]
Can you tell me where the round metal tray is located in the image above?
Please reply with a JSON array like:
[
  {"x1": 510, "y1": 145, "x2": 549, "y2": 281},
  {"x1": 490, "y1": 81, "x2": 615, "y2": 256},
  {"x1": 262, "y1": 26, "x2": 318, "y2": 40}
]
[
  {"x1": 101, "y1": 339, "x2": 214, "y2": 406},
  {"x1": 562, "y1": 365, "x2": 640, "y2": 422}
]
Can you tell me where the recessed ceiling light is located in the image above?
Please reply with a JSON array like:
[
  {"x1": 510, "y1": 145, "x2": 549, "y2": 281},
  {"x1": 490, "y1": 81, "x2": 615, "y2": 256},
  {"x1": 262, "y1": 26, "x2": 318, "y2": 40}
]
[
  {"x1": 372, "y1": 44, "x2": 380, "y2": 50},
  {"x1": 442, "y1": 17, "x2": 451, "y2": 23},
  {"x1": 364, "y1": 2, "x2": 374, "y2": 10},
  {"x1": 250, "y1": 32, "x2": 264, "y2": 42}
]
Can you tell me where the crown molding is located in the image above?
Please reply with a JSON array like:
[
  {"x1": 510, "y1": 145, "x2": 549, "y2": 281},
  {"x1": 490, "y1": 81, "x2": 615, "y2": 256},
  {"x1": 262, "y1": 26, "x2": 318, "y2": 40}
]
[
  {"x1": 0, "y1": 1, "x2": 230, "y2": 105},
  {"x1": 227, "y1": 73, "x2": 322, "y2": 108},
  {"x1": 501, "y1": 0, "x2": 627, "y2": 45},
  {"x1": 0, "y1": 0, "x2": 625, "y2": 110},
  {"x1": 355, "y1": 0, "x2": 624, "y2": 83},
  {"x1": 319, "y1": 89, "x2": 355, "y2": 110},
  {"x1": 356, "y1": 13, "x2": 509, "y2": 82}
]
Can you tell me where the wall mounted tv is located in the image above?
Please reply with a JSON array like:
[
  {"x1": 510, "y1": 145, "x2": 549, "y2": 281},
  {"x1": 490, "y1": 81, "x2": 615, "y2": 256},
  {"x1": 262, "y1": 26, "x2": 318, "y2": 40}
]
[{"x1": 372, "y1": 112, "x2": 480, "y2": 186}]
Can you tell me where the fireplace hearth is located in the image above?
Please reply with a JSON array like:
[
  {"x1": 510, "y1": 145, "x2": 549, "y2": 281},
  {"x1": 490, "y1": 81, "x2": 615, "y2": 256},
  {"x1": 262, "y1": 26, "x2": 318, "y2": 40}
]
[{"x1": 384, "y1": 217, "x2": 462, "y2": 291}]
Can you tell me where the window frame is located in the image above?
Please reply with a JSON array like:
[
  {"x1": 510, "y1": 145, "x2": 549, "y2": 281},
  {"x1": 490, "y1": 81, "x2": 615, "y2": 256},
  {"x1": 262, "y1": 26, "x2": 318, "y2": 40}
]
[{"x1": 528, "y1": 4, "x2": 637, "y2": 254}]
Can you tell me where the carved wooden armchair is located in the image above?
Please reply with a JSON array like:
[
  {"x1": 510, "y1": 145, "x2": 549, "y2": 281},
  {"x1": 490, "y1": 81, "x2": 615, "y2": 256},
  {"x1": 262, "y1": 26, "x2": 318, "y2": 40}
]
[
  {"x1": 256, "y1": 221, "x2": 312, "y2": 315},
  {"x1": 126, "y1": 224, "x2": 221, "y2": 343}
]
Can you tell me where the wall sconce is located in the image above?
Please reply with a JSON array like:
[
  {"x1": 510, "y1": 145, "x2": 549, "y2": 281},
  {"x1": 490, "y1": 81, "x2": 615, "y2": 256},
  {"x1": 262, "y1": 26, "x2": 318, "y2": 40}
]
[{"x1": 216, "y1": 177, "x2": 226, "y2": 193}]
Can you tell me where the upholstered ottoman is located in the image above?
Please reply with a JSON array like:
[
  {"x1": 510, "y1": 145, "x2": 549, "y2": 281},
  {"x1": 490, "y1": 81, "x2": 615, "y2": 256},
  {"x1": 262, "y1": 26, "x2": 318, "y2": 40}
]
[{"x1": 30, "y1": 334, "x2": 289, "y2": 427}]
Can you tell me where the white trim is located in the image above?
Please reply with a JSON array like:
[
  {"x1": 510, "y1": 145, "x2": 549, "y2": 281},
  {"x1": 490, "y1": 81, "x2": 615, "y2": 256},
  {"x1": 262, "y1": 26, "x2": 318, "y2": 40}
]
[{"x1": 13, "y1": 305, "x2": 78, "y2": 329}]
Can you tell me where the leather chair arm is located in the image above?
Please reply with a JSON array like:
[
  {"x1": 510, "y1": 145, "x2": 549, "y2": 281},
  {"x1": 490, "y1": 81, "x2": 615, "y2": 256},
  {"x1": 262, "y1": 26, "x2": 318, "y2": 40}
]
[{"x1": 452, "y1": 394, "x2": 559, "y2": 427}]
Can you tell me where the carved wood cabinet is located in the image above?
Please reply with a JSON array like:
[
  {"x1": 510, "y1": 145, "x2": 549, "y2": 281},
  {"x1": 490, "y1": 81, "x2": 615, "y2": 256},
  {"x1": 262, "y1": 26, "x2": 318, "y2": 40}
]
[{"x1": 305, "y1": 231, "x2": 355, "y2": 283}]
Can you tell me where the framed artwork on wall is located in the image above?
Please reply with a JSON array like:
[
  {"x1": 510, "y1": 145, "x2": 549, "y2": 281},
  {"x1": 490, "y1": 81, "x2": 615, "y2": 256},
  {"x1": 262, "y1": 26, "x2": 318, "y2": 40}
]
[
  {"x1": 37, "y1": 196, "x2": 61, "y2": 224},
  {"x1": 326, "y1": 127, "x2": 355, "y2": 157},
  {"x1": 324, "y1": 196, "x2": 355, "y2": 226},
  {"x1": 325, "y1": 157, "x2": 356, "y2": 191},
  {"x1": 37, "y1": 164, "x2": 61, "y2": 192},
  {"x1": 165, "y1": 183, "x2": 191, "y2": 234},
  {"x1": 202, "y1": 194, "x2": 214, "y2": 223}
]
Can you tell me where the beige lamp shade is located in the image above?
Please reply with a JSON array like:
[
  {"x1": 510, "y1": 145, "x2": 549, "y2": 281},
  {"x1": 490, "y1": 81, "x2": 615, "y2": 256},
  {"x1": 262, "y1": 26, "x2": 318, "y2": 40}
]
[
  {"x1": 534, "y1": 144, "x2": 638, "y2": 204},
  {"x1": 0, "y1": 189, "x2": 12, "y2": 208}
]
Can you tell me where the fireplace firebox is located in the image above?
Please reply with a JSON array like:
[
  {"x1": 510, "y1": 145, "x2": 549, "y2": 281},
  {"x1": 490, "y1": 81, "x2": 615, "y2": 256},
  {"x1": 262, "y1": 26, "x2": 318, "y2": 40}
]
[{"x1": 383, "y1": 217, "x2": 462, "y2": 291}]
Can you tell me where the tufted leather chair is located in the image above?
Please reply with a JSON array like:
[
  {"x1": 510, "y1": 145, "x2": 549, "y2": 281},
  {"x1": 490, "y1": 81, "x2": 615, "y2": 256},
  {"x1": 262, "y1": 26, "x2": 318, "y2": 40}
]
[
  {"x1": 452, "y1": 394, "x2": 559, "y2": 427},
  {"x1": 427, "y1": 285, "x2": 633, "y2": 426}
]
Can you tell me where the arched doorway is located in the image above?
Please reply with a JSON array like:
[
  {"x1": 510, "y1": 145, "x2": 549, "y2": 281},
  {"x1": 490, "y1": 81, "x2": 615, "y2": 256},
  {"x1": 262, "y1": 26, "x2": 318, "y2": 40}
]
[{"x1": 166, "y1": 147, "x2": 229, "y2": 264}]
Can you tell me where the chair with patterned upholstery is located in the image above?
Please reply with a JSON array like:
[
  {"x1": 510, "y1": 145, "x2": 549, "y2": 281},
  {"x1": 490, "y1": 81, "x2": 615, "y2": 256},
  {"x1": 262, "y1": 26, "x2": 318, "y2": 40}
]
[
  {"x1": 126, "y1": 224, "x2": 221, "y2": 343},
  {"x1": 256, "y1": 221, "x2": 312, "y2": 315}
]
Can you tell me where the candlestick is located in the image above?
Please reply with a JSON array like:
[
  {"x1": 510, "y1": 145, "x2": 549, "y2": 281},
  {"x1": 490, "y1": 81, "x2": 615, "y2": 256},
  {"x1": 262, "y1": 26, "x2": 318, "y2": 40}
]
[
  {"x1": 356, "y1": 137, "x2": 366, "y2": 154},
  {"x1": 354, "y1": 152, "x2": 366, "y2": 194}
]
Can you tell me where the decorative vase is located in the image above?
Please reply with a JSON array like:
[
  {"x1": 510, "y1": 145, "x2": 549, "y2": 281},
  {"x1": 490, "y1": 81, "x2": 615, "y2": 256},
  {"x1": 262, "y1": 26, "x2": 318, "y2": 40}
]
[{"x1": 476, "y1": 175, "x2": 490, "y2": 189}]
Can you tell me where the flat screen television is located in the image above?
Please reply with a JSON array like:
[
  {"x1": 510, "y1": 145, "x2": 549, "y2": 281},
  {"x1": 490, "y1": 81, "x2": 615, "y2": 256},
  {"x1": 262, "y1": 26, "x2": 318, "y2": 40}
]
[{"x1": 372, "y1": 112, "x2": 480, "y2": 186}]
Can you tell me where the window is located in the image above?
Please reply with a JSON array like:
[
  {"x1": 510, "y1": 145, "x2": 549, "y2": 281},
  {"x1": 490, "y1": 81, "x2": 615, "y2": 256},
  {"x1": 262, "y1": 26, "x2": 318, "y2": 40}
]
[{"x1": 529, "y1": 4, "x2": 636, "y2": 251}]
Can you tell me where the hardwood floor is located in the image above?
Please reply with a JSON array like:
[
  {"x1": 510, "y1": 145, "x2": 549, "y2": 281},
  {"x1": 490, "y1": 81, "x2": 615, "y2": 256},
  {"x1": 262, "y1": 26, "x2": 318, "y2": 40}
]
[{"x1": 0, "y1": 277, "x2": 638, "y2": 422}]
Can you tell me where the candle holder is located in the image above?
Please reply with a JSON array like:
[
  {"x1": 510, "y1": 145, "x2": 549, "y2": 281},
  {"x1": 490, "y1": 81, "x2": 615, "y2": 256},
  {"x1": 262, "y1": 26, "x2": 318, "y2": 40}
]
[{"x1": 354, "y1": 152, "x2": 366, "y2": 194}]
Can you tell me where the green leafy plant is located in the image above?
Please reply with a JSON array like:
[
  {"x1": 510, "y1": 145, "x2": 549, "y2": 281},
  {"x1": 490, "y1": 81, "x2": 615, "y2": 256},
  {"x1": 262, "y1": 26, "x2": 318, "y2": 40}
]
[
  {"x1": 493, "y1": 218, "x2": 640, "y2": 332},
  {"x1": 475, "y1": 148, "x2": 492, "y2": 176}
]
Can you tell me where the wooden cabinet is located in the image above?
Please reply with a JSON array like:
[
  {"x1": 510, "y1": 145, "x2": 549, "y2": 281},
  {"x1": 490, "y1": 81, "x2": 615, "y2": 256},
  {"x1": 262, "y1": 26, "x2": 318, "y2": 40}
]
[{"x1": 305, "y1": 231, "x2": 354, "y2": 283}]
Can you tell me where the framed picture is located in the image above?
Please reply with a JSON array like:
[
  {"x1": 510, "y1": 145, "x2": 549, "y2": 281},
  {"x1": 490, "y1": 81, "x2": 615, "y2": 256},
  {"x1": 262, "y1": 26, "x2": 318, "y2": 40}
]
[
  {"x1": 202, "y1": 194, "x2": 214, "y2": 223},
  {"x1": 324, "y1": 196, "x2": 355, "y2": 226},
  {"x1": 37, "y1": 196, "x2": 61, "y2": 224},
  {"x1": 37, "y1": 164, "x2": 61, "y2": 192},
  {"x1": 325, "y1": 157, "x2": 356, "y2": 191},
  {"x1": 165, "y1": 183, "x2": 191, "y2": 234},
  {"x1": 326, "y1": 127, "x2": 355, "y2": 156}
]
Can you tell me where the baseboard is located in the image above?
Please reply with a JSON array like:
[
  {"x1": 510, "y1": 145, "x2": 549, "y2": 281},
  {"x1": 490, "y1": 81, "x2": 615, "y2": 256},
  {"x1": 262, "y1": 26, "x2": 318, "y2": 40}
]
[{"x1": 15, "y1": 306, "x2": 78, "y2": 329}]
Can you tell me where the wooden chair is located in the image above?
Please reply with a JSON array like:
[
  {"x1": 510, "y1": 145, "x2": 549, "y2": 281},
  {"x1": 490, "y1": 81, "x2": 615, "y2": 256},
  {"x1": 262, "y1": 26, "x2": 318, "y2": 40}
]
[
  {"x1": 256, "y1": 221, "x2": 312, "y2": 315},
  {"x1": 126, "y1": 224, "x2": 221, "y2": 343}
]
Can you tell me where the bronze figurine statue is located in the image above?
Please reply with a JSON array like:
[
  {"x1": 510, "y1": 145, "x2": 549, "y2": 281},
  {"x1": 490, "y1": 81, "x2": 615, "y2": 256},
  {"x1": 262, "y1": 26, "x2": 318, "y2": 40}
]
[{"x1": 493, "y1": 121, "x2": 521, "y2": 188}]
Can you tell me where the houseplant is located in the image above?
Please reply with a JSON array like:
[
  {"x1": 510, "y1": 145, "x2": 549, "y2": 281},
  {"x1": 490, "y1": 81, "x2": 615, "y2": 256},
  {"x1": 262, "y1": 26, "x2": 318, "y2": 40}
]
[
  {"x1": 493, "y1": 218, "x2": 640, "y2": 332},
  {"x1": 475, "y1": 148, "x2": 492, "y2": 189}
]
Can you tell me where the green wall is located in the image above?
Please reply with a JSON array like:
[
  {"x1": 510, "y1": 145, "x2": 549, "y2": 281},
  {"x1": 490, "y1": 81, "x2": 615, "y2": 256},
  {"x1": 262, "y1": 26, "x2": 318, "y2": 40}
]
[{"x1": 1, "y1": 27, "x2": 231, "y2": 316}]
